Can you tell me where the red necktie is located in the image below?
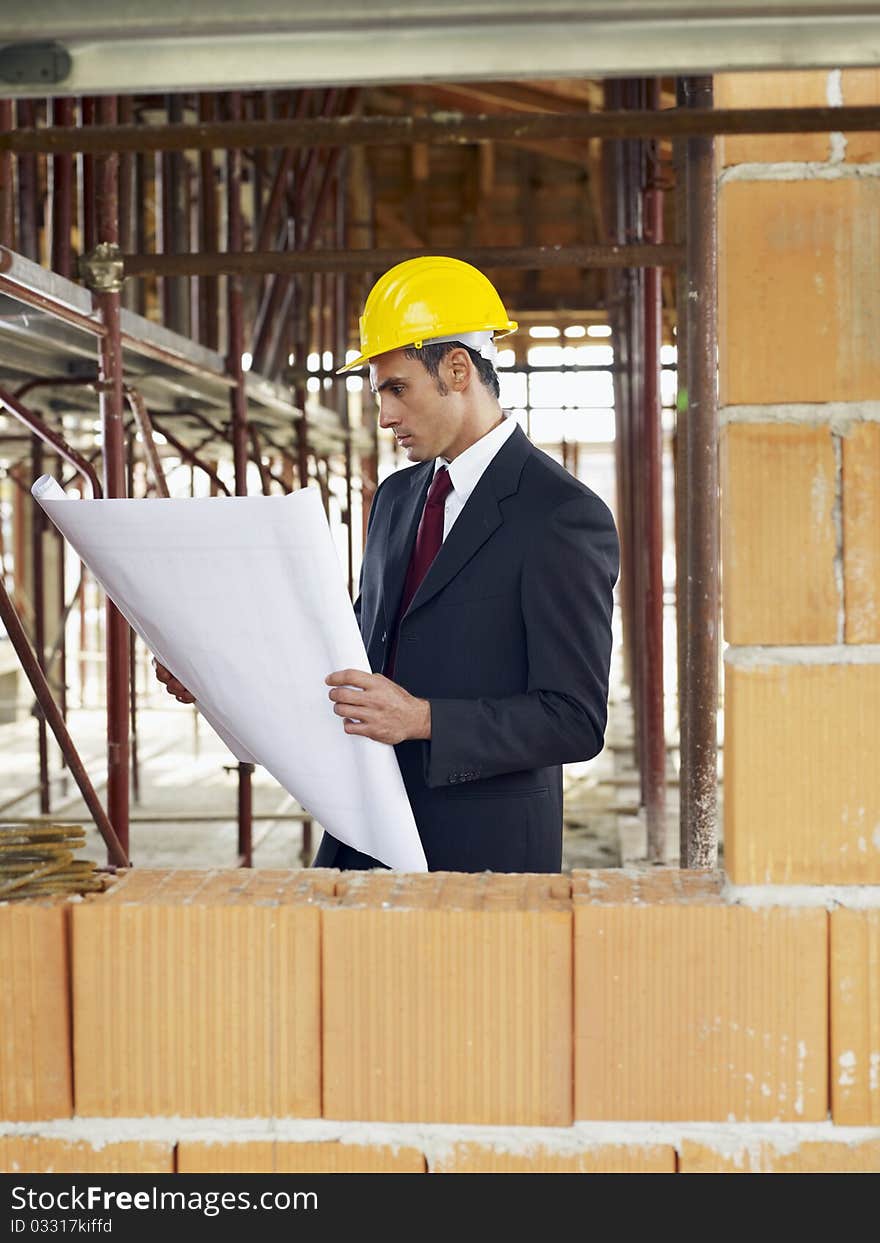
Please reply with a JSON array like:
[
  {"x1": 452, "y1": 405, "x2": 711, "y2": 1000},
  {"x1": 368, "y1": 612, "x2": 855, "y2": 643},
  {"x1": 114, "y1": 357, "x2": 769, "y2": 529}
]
[{"x1": 387, "y1": 466, "x2": 453, "y2": 675}]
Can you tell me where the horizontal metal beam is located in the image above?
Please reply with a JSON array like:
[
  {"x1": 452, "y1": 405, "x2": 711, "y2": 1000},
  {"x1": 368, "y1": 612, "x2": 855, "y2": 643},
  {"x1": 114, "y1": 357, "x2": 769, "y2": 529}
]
[
  {"x1": 3, "y1": 107, "x2": 880, "y2": 156},
  {"x1": 122, "y1": 243, "x2": 684, "y2": 278},
  {"x1": 5, "y1": 4, "x2": 880, "y2": 93}
]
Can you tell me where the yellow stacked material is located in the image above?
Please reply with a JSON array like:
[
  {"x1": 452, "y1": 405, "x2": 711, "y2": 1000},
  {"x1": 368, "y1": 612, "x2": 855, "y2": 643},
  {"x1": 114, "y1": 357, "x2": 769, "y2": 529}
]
[
  {"x1": 573, "y1": 870, "x2": 828, "y2": 1121},
  {"x1": 830, "y1": 909, "x2": 880, "y2": 1124},
  {"x1": 432, "y1": 1142, "x2": 675, "y2": 1173},
  {"x1": 322, "y1": 871, "x2": 573, "y2": 1125},
  {"x1": 71, "y1": 868, "x2": 337, "y2": 1117},
  {"x1": 178, "y1": 1141, "x2": 425, "y2": 1173},
  {"x1": 0, "y1": 824, "x2": 110, "y2": 901},
  {"x1": 0, "y1": 1137, "x2": 173, "y2": 1173},
  {"x1": 0, "y1": 896, "x2": 72, "y2": 1120},
  {"x1": 680, "y1": 1139, "x2": 880, "y2": 1173}
]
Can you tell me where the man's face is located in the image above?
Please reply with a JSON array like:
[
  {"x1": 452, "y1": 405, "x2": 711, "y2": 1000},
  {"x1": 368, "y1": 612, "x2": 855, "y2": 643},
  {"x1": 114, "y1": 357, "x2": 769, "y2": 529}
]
[{"x1": 369, "y1": 348, "x2": 465, "y2": 463}]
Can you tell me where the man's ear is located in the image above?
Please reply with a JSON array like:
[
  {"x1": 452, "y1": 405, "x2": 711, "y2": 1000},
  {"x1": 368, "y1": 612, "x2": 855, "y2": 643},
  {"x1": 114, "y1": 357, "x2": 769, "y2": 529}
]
[{"x1": 445, "y1": 346, "x2": 472, "y2": 392}]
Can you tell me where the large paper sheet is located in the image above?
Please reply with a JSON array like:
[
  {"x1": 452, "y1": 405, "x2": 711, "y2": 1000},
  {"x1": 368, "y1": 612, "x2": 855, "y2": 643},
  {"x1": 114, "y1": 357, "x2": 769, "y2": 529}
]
[{"x1": 32, "y1": 476, "x2": 427, "y2": 872}]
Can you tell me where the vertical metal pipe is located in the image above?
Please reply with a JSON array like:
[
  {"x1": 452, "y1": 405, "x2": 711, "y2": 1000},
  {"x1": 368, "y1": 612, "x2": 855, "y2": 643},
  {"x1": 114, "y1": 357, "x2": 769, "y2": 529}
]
[
  {"x1": 335, "y1": 165, "x2": 354, "y2": 599},
  {"x1": 0, "y1": 98, "x2": 14, "y2": 248},
  {"x1": 683, "y1": 76, "x2": 719, "y2": 869},
  {"x1": 674, "y1": 77, "x2": 691, "y2": 866},
  {"x1": 226, "y1": 93, "x2": 249, "y2": 496},
  {"x1": 16, "y1": 99, "x2": 39, "y2": 261},
  {"x1": 31, "y1": 435, "x2": 50, "y2": 814},
  {"x1": 162, "y1": 94, "x2": 190, "y2": 336},
  {"x1": 132, "y1": 148, "x2": 146, "y2": 318},
  {"x1": 117, "y1": 96, "x2": 136, "y2": 312},
  {"x1": 51, "y1": 97, "x2": 75, "y2": 277},
  {"x1": 78, "y1": 568, "x2": 87, "y2": 706},
  {"x1": 198, "y1": 93, "x2": 219, "y2": 349},
  {"x1": 618, "y1": 80, "x2": 644, "y2": 786},
  {"x1": 94, "y1": 93, "x2": 131, "y2": 858},
  {"x1": 126, "y1": 433, "x2": 140, "y2": 803},
  {"x1": 226, "y1": 90, "x2": 253, "y2": 867},
  {"x1": 643, "y1": 78, "x2": 667, "y2": 862},
  {"x1": 54, "y1": 457, "x2": 69, "y2": 797},
  {"x1": 81, "y1": 96, "x2": 97, "y2": 254}
]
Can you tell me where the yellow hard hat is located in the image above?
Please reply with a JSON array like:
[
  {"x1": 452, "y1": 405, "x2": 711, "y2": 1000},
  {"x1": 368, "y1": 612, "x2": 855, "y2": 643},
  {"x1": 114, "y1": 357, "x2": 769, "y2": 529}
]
[{"x1": 336, "y1": 255, "x2": 518, "y2": 373}]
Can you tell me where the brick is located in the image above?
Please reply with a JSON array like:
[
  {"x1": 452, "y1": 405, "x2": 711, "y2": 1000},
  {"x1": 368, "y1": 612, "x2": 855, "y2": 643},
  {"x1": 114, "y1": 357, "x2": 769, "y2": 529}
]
[
  {"x1": 177, "y1": 1142, "x2": 275, "y2": 1173},
  {"x1": 178, "y1": 1141, "x2": 425, "y2": 1173},
  {"x1": 721, "y1": 422, "x2": 838, "y2": 644},
  {"x1": 680, "y1": 1139, "x2": 880, "y2": 1172},
  {"x1": 715, "y1": 71, "x2": 831, "y2": 165},
  {"x1": 719, "y1": 178, "x2": 880, "y2": 404},
  {"x1": 840, "y1": 70, "x2": 880, "y2": 163},
  {"x1": 433, "y1": 1142, "x2": 675, "y2": 1173},
  {"x1": 830, "y1": 909, "x2": 880, "y2": 1125},
  {"x1": 842, "y1": 422, "x2": 880, "y2": 643},
  {"x1": 573, "y1": 870, "x2": 827, "y2": 1121},
  {"x1": 72, "y1": 869, "x2": 336, "y2": 1117},
  {"x1": 0, "y1": 899, "x2": 72, "y2": 1121},
  {"x1": 725, "y1": 660, "x2": 880, "y2": 883},
  {"x1": 322, "y1": 873, "x2": 573, "y2": 1125},
  {"x1": 0, "y1": 1137, "x2": 173, "y2": 1173}
]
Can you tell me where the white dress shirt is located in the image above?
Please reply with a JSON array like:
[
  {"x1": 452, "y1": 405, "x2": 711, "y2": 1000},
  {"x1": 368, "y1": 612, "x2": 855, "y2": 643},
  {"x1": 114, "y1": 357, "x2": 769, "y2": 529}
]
[{"x1": 434, "y1": 414, "x2": 518, "y2": 540}]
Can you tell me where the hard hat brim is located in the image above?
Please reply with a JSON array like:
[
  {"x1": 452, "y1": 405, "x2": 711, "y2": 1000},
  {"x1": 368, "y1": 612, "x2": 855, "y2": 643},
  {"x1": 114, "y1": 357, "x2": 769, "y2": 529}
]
[{"x1": 335, "y1": 321, "x2": 518, "y2": 375}]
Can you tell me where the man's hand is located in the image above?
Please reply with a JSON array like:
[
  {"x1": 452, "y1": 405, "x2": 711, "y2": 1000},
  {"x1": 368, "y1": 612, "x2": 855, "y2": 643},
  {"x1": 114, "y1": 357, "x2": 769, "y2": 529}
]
[
  {"x1": 152, "y1": 658, "x2": 196, "y2": 704},
  {"x1": 326, "y1": 669, "x2": 431, "y2": 745}
]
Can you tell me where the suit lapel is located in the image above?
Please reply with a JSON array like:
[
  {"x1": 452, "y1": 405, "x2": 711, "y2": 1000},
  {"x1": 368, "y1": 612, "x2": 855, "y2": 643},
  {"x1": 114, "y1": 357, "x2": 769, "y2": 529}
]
[
  {"x1": 381, "y1": 460, "x2": 433, "y2": 627},
  {"x1": 404, "y1": 423, "x2": 530, "y2": 618}
]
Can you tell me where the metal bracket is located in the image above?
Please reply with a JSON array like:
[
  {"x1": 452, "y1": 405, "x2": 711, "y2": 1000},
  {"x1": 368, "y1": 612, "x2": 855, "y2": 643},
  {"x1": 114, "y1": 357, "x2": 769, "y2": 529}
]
[
  {"x1": 78, "y1": 243, "x2": 125, "y2": 294},
  {"x1": 0, "y1": 42, "x2": 71, "y2": 86}
]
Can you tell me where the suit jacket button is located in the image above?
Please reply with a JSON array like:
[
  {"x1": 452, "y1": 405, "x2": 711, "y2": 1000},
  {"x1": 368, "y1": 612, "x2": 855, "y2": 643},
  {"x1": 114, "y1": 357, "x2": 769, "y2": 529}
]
[{"x1": 381, "y1": 630, "x2": 387, "y2": 642}]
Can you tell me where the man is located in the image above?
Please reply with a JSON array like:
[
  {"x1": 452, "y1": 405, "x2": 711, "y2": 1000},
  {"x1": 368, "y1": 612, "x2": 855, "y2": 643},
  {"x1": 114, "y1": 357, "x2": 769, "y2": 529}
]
[{"x1": 157, "y1": 257, "x2": 619, "y2": 873}]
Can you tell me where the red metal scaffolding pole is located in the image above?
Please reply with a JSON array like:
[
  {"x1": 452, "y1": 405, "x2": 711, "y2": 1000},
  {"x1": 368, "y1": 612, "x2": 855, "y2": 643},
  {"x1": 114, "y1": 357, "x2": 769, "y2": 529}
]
[
  {"x1": 31, "y1": 436, "x2": 50, "y2": 814},
  {"x1": 92, "y1": 94, "x2": 131, "y2": 859},
  {"x1": 0, "y1": 575, "x2": 129, "y2": 868},
  {"x1": 51, "y1": 97, "x2": 75, "y2": 278},
  {"x1": 682, "y1": 76, "x2": 719, "y2": 869},
  {"x1": 0, "y1": 99, "x2": 14, "y2": 248},
  {"x1": 642, "y1": 78, "x2": 667, "y2": 862},
  {"x1": 226, "y1": 90, "x2": 254, "y2": 867}
]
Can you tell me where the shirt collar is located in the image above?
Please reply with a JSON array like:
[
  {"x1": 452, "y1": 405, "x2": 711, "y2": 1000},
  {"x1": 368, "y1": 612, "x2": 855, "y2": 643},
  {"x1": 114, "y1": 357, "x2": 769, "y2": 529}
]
[{"x1": 433, "y1": 415, "x2": 517, "y2": 504}]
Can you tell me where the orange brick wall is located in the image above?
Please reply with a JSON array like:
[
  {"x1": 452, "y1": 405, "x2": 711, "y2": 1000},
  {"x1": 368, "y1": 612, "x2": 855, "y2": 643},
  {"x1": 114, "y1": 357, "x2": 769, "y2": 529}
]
[
  {"x1": 71, "y1": 870, "x2": 335, "y2": 1117},
  {"x1": 680, "y1": 1139, "x2": 880, "y2": 1173},
  {"x1": 322, "y1": 872, "x2": 572, "y2": 1125},
  {"x1": 1, "y1": 869, "x2": 880, "y2": 1171},
  {"x1": 830, "y1": 909, "x2": 880, "y2": 1124},
  {"x1": 573, "y1": 871, "x2": 828, "y2": 1120},
  {"x1": 0, "y1": 900, "x2": 72, "y2": 1121},
  {"x1": 178, "y1": 1141, "x2": 425, "y2": 1173},
  {"x1": 718, "y1": 68, "x2": 880, "y2": 886},
  {"x1": 0, "y1": 1138, "x2": 173, "y2": 1174}
]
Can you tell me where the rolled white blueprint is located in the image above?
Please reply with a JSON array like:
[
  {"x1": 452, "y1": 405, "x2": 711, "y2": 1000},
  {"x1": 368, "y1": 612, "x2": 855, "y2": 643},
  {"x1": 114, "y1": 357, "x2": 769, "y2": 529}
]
[{"x1": 32, "y1": 475, "x2": 427, "y2": 871}]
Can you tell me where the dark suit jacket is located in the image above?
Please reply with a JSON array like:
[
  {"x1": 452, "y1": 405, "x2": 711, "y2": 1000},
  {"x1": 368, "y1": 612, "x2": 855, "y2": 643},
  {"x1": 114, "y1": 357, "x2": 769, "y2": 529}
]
[{"x1": 312, "y1": 422, "x2": 619, "y2": 873}]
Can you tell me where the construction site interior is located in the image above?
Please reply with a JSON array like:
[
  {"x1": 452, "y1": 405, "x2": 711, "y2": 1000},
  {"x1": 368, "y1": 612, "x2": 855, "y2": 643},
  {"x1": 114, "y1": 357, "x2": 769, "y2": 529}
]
[{"x1": 2, "y1": 3, "x2": 880, "y2": 1177}]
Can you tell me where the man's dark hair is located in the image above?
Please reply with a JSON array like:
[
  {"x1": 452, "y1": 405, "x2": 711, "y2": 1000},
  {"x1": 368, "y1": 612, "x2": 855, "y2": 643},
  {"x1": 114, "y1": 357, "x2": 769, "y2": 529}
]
[{"x1": 403, "y1": 341, "x2": 500, "y2": 400}]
